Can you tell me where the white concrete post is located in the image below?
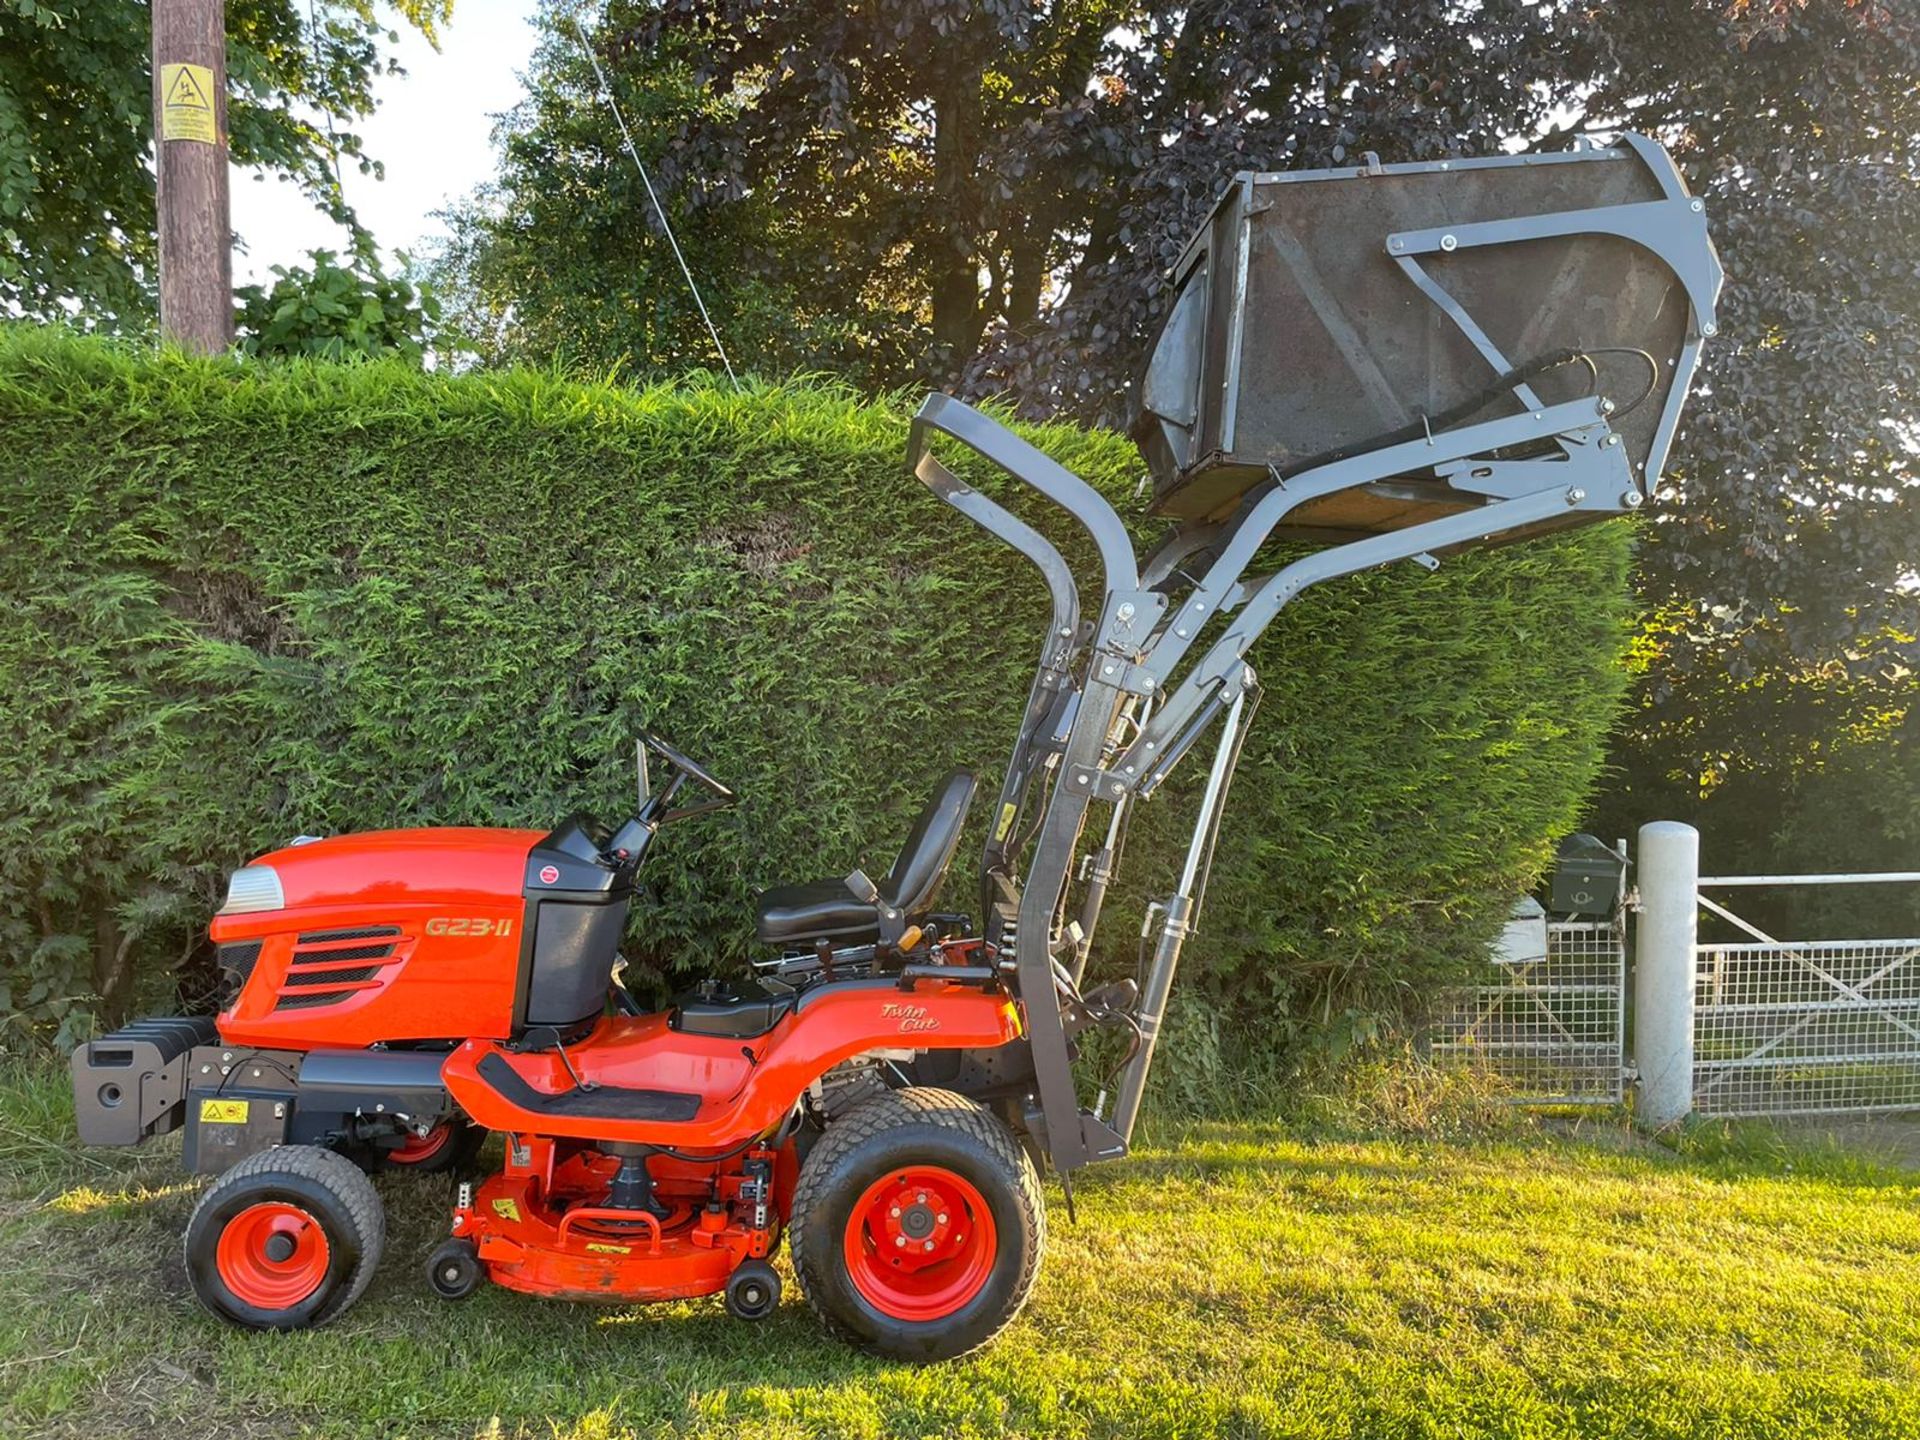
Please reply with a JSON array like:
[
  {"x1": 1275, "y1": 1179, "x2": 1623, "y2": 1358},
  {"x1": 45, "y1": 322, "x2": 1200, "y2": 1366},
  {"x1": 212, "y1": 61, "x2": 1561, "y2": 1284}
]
[{"x1": 1634, "y1": 820, "x2": 1699, "y2": 1127}]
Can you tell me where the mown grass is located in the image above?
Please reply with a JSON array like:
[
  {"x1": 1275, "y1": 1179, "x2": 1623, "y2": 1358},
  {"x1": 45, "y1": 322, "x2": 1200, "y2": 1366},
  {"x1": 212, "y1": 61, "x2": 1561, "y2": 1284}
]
[{"x1": 2, "y1": 1061, "x2": 1917, "y2": 1440}]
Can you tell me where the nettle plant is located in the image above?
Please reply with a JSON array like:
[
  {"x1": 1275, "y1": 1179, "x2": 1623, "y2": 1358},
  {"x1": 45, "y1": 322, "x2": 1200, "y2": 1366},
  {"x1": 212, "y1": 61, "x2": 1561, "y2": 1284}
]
[{"x1": 235, "y1": 248, "x2": 440, "y2": 363}]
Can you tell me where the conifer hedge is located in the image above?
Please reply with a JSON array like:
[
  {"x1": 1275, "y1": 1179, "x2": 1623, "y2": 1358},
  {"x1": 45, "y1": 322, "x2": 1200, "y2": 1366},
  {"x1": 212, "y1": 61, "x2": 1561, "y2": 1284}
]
[{"x1": 0, "y1": 329, "x2": 1633, "y2": 1074}]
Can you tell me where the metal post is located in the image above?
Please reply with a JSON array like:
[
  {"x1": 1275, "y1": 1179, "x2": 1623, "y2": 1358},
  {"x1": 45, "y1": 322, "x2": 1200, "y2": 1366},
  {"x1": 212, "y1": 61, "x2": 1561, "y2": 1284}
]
[
  {"x1": 1111, "y1": 687, "x2": 1247, "y2": 1142},
  {"x1": 153, "y1": 0, "x2": 233, "y2": 353},
  {"x1": 1070, "y1": 796, "x2": 1126, "y2": 985},
  {"x1": 1633, "y1": 820, "x2": 1699, "y2": 1128},
  {"x1": 1071, "y1": 698, "x2": 1149, "y2": 984}
]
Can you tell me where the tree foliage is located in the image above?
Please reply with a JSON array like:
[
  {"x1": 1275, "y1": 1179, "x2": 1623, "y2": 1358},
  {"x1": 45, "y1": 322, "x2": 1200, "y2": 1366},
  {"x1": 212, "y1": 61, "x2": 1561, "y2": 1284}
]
[
  {"x1": 599, "y1": 0, "x2": 1565, "y2": 392},
  {"x1": 1573, "y1": 2, "x2": 1920, "y2": 816},
  {"x1": 1588, "y1": 1, "x2": 1920, "y2": 658},
  {"x1": 0, "y1": 0, "x2": 450, "y2": 327},
  {"x1": 432, "y1": 3, "x2": 922, "y2": 386}
]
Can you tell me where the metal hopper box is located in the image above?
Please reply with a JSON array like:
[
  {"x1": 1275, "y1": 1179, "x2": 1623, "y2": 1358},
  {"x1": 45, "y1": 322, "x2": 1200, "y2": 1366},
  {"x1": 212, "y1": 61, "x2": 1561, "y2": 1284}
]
[{"x1": 1132, "y1": 136, "x2": 1722, "y2": 537}]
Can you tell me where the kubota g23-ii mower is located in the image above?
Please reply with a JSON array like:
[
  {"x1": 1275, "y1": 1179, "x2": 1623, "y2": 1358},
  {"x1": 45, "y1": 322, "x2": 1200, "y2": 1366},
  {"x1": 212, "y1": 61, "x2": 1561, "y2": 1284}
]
[{"x1": 73, "y1": 135, "x2": 1719, "y2": 1360}]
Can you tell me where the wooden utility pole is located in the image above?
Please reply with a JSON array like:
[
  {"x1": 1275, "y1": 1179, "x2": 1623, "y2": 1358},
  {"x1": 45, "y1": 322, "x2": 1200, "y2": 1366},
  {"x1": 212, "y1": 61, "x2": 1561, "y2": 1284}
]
[{"x1": 152, "y1": 0, "x2": 233, "y2": 353}]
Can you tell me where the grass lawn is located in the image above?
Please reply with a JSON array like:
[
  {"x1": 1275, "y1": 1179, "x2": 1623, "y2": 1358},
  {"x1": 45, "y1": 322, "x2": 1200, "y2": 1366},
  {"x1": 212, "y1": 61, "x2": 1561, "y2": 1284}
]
[{"x1": 2, "y1": 1062, "x2": 1916, "y2": 1440}]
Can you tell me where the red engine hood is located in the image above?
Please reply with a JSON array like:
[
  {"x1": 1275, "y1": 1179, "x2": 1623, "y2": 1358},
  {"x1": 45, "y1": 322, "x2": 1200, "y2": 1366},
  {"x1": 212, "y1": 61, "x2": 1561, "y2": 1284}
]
[
  {"x1": 243, "y1": 828, "x2": 544, "y2": 910},
  {"x1": 210, "y1": 827, "x2": 549, "y2": 1047}
]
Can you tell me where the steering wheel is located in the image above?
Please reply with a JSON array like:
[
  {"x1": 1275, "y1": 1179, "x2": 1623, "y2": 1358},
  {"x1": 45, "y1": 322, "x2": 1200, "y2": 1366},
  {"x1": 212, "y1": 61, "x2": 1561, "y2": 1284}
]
[{"x1": 638, "y1": 728, "x2": 737, "y2": 813}]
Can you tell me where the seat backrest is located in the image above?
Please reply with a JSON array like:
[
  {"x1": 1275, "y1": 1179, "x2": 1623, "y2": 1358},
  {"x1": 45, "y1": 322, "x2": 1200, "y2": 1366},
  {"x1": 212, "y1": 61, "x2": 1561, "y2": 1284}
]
[{"x1": 882, "y1": 769, "x2": 977, "y2": 916}]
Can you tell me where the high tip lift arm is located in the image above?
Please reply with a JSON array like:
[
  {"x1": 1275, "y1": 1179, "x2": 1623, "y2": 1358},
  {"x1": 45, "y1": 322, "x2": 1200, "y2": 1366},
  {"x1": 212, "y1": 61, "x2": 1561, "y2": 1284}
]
[{"x1": 907, "y1": 132, "x2": 1723, "y2": 1177}]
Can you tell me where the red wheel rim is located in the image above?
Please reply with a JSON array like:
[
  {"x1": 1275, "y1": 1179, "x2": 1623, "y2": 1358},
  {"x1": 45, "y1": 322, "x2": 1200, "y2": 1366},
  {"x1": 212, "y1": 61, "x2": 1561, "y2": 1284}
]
[
  {"x1": 843, "y1": 1166, "x2": 998, "y2": 1322},
  {"x1": 215, "y1": 1201, "x2": 331, "y2": 1309},
  {"x1": 388, "y1": 1124, "x2": 454, "y2": 1165}
]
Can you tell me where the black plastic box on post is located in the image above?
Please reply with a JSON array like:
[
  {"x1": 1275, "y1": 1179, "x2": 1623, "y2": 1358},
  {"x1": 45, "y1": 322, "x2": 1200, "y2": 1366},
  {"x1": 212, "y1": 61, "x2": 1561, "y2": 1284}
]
[
  {"x1": 1130, "y1": 138, "x2": 1713, "y2": 535},
  {"x1": 1552, "y1": 833, "x2": 1626, "y2": 917}
]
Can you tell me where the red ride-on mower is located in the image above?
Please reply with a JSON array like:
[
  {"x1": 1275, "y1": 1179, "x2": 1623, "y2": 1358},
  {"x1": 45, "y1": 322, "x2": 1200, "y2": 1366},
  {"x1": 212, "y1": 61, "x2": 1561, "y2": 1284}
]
[{"x1": 72, "y1": 135, "x2": 1719, "y2": 1359}]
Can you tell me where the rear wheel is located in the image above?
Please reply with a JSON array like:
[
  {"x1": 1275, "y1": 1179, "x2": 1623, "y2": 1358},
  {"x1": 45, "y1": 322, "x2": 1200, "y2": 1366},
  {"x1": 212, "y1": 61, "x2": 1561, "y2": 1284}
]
[
  {"x1": 789, "y1": 1087, "x2": 1043, "y2": 1361},
  {"x1": 184, "y1": 1145, "x2": 384, "y2": 1330},
  {"x1": 375, "y1": 1117, "x2": 485, "y2": 1174}
]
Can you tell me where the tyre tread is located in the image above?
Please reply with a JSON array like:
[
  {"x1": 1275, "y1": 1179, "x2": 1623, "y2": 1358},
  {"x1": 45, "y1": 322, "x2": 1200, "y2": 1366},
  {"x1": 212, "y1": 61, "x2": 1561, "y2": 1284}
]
[
  {"x1": 789, "y1": 1086, "x2": 1044, "y2": 1358},
  {"x1": 186, "y1": 1143, "x2": 386, "y2": 1325}
]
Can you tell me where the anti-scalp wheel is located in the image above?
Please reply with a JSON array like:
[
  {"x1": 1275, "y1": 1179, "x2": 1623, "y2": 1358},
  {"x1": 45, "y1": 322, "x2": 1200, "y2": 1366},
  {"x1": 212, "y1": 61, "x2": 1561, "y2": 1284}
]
[
  {"x1": 724, "y1": 1258, "x2": 782, "y2": 1320},
  {"x1": 788, "y1": 1087, "x2": 1044, "y2": 1362},
  {"x1": 426, "y1": 1237, "x2": 483, "y2": 1300},
  {"x1": 184, "y1": 1144, "x2": 385, "y2": 1331}
]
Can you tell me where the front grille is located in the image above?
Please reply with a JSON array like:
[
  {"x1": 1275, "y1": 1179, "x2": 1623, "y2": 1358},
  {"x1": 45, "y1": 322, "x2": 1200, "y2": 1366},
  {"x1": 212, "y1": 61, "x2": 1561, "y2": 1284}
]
[
  {"x1": 283, "y1": 965, "x2": 381, "y2": 987},
  {"x1": 291, "y1": 942, "x2": 393, "y2": 963},
  {"x1": 273, "y1": 925, "x2": 403, "y2": 1013},
  {"x1": 274, "y1": 989, "x2": 355, "y2": 1011},
  {"x1": 217, "y1": 941, "x2": 263, "y2": 984},
  {"x1": 296, "y1": 925, "x2": 401, "y2": 944}
]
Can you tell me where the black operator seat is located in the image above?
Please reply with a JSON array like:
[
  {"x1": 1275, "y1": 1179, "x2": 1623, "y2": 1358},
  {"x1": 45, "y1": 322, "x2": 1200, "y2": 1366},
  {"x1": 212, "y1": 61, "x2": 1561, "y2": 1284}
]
[{"x1": 754, "y1": 769, "x2": 977, "y2": 947}]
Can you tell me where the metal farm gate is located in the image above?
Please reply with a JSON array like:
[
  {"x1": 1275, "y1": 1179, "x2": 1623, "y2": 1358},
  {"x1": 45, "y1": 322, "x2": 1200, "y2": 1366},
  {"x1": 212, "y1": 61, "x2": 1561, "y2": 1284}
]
[
  {"x1": 1433, "y1": 848, "x2": 1920, "y2": 1119},
  {"x1": 1692, "y1": 876, "x2": 1920, "y2": 1118},
  {"x1": 1430, "y1": 918, "x2": 1627, "y2": 1105}
]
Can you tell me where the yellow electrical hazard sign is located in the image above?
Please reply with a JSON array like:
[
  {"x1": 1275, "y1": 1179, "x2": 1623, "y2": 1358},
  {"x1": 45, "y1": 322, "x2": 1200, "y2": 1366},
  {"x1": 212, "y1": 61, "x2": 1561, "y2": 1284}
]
[{"x1": 160, "y1": 63, "x2": 218, "y2": 144}]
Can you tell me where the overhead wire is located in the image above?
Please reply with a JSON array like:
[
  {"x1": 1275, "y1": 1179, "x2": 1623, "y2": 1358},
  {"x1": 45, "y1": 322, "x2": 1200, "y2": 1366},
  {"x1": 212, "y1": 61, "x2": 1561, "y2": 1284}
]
[{"x1": 568, "y1": 18, "x2": 740, "y2": 388}]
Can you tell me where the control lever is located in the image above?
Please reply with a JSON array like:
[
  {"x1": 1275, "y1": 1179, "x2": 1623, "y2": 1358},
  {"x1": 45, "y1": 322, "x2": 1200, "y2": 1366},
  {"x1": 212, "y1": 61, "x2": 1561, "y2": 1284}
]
[{"x1": 608, "y1": 957, "x2": 645, "y2": 1017}]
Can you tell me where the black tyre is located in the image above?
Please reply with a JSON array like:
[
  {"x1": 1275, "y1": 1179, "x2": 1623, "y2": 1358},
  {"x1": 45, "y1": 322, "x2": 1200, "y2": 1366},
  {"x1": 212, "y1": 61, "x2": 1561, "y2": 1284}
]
[
  {"x1": 789, "y1": 1087, "x2": 1044, "y2": 1362},
  {"x1": 184, "y1": 1144, "x2": 385, "y2": 1330},
  {"x1": 724, "y1": 1258, "x2": 782, "y2": 1320},
  {"x1": 426, "y1": 1237, "x2": 483, "y2": 1300}
]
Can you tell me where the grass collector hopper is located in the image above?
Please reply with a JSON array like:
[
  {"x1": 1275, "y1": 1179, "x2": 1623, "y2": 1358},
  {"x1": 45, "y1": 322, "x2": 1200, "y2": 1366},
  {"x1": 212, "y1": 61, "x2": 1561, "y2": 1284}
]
[
  {"x1": 71, "y1": 134, "x2": 1718, "y2": 1361},
  {"x1": 1133, "y1": 133, "x2": 1718, "y2": 532}
]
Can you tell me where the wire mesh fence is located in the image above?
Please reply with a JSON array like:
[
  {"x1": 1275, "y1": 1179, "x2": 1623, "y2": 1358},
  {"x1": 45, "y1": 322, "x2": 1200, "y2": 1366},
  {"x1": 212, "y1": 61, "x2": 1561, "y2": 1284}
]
[
  {"x1": 1693, "y1": 938, "x2": 1920, "y2": 1117},
  {"x1": 1431, "y1": 920, "x2": 1626, "y2": 1104}
]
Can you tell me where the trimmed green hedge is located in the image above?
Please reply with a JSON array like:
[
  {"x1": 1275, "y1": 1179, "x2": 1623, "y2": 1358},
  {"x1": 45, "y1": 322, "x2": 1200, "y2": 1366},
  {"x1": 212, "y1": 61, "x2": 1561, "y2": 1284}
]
[{"x1": 0, "y1": 328, "x2": 1634, "y2": 1077}]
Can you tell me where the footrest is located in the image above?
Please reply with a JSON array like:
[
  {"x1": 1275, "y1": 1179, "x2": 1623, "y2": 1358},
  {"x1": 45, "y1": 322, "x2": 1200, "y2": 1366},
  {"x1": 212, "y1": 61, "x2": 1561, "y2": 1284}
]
[{"x1": 477, "y1": 1053, "x2": 701, "y2": 1123}]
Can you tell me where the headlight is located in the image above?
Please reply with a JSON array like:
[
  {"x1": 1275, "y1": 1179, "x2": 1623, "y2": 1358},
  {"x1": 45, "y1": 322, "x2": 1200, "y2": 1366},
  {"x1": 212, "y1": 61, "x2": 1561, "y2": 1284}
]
[{"x1": 218, "y1": 864, "x2": 285, "y2": 915}]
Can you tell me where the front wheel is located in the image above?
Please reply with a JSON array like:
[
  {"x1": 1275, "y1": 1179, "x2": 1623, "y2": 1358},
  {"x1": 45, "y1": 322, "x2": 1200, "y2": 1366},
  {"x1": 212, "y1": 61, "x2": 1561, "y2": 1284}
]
[
  {"x1": 789, "y1": 1087, "x2": 1044, "y2": 1361},
  {"x1": 184, "y1": 1144, "x2": 385, "y2": 1330}
]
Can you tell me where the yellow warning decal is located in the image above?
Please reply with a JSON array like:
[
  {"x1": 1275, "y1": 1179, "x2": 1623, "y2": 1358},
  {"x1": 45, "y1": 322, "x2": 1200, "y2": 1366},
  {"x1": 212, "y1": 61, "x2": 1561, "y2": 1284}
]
[
  {"x1": 584, "y1": 1242, "x2": 631, "y2": 1255},
  {"x1": 994, "y1": 801, "x2": 1017, "y2": 843},
  {"x1": 491, "y1": 1198, "x2": 522, "y2": 1222},
  {"x1": 199, "y1": 1098, "x2": 249, "y2": 1124},
  {"x1": 160, "y1": 63, "x2": 218, "y2": 144}
]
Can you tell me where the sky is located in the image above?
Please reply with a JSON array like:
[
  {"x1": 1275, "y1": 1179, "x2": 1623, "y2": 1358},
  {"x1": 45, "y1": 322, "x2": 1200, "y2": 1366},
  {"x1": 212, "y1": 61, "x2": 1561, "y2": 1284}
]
[{"x1": 229, "y1": 0, "x2": 544, "y2": 286}]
